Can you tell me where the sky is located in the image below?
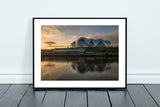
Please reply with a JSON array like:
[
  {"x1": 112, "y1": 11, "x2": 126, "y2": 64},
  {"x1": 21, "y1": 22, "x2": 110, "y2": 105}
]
[{"x1": 41, "y1": 25, "x2": 118, "y2": 49}]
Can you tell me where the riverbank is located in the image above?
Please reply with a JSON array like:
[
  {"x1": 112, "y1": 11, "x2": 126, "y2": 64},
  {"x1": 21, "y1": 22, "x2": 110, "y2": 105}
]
[{"x1": 41, "y1": 47, "x2": 118, "y2": 57}]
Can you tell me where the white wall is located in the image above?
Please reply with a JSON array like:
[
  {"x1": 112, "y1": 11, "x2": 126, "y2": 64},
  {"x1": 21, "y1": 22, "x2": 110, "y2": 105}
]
[{"x1": 0, "y1": 0, "x2": 160, "y2": 83}]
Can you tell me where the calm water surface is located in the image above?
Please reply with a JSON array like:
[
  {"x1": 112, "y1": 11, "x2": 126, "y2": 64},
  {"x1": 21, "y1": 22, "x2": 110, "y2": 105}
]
[{"x1": 41, "y1": 57, "x2": 118, "y2": 80}]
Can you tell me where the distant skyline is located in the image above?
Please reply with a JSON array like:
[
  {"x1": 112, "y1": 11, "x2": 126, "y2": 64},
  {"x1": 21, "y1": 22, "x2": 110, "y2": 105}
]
[{"x1": 41, "y1": 25, "x2": 118, "y2": 49}]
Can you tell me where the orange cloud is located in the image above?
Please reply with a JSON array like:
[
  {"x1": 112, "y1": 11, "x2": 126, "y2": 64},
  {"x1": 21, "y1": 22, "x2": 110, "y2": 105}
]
[
  {"x1": 41, "y1": 26, "x2": 61, "y2": 36},
  {"x1": 41, "y1": 41, "x2": 69, "y2": 49},
  {"x1": 41, "y1": 26, "x2": 63, "y2": 43},
  {"x1": 71, "y1": 35, "x2": 77, "y2": 39}
]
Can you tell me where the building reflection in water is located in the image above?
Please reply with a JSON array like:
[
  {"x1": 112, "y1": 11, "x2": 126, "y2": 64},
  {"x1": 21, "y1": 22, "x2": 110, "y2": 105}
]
[
  {"x1": 71, "y1": 62, "x2": 111, "y2": 73},
  {"x1": 41, "y1": 56, "x2": 118, "y2": 80}
]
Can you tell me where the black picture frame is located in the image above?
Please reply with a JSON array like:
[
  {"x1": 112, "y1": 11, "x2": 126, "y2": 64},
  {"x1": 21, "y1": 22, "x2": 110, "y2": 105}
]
[{"x1": 33, "y1": 17, "x2": 127, "y2": 89}]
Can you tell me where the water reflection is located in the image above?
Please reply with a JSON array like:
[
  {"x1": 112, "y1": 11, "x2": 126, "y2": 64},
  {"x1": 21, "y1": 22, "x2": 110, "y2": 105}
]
[
  {"x1": 71, "y1": 63, "x2": 111, "y2": 73},
  {"x1": 41, "y1": 57, "x2": 118, "y2": 80}
]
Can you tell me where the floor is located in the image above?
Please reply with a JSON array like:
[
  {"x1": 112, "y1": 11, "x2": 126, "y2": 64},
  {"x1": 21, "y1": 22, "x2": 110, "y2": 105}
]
[{"x1": 0, "y1": 85, "x2": 160, "y2": 107}]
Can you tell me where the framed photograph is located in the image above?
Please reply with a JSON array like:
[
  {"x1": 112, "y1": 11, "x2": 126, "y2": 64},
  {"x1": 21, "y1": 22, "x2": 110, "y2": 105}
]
[{"x1": 33, "y1": 18, "x2": 127, "y2": 89}]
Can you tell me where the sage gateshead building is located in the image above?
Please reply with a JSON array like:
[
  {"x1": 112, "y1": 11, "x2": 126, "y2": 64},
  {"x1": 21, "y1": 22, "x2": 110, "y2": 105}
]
[{"x1": 71, "y1": 37, "x2": 111, "y2": 47}]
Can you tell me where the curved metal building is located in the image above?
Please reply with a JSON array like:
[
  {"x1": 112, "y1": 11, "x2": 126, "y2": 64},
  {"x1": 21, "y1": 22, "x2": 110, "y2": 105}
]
[{"x1": 71, "y1": 37, "x2": 111, "y2": 47}]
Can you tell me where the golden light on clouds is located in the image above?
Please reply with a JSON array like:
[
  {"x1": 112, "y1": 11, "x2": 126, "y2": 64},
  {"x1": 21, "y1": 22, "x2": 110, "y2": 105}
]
[
  {"x1": 41, "y1": 25, "x2": 69, "y2": 49},
  {"x1": 41, "y1": 25, "x2": 119, "y2": 49},
  {"x1": 41, "y1": 41, "x2": 70, "y2": 49},
  {"x1": 41, "y1": 26, "x2": 61, "y2": 37}
]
